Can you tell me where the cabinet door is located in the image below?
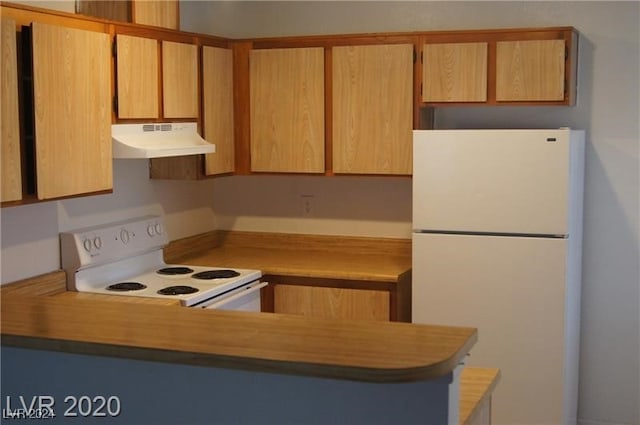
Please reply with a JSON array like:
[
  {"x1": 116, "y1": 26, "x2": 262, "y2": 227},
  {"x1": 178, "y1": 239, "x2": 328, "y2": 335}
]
[
  {"x1": 496, "y1": 39, "x2": 565, "y2": 101},
  {"x1": 274, "y1": 284, "x2": 390, "y2": 321},
  {"x1": 332, "y1": 44, "x2": 413, "y2": 175},
  {"x1": 162, "y1": 40, "x2": 198, "y2": 119},
  {"x1": 76, "y1": 0, "x2": 131, "y2": 22},
  {"x1": 133, "y1": 0, "x2": 179, "y2": 30},
  {"x1": 32, "y1": 22, "x2": 112, "y2": 200},
  {"x1": 1, "y1": 18, "x2": 22, "y2": 202},
  {"x1": 203, "y1": 45, "x2": 234, "y2": 175},
  {"x1": 422, "y1": 42, "x2": 488, "y2": 102},
  {"x1": 249, "y1": 47, "x2": 325, "y2": 173},
  {"x1": 116, "y1": 34, "x2": 159, "y2": 119}
]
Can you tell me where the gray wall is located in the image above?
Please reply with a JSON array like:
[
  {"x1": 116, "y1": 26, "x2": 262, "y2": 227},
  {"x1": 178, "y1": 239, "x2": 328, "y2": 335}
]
[{"x1": 180, "y1": 2, "x2": 640, "y2": 425}]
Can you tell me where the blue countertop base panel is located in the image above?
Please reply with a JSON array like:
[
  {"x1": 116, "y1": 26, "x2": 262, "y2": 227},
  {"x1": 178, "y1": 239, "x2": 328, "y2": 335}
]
[{"x1": 1, "y1": 346, "x2": 455, "y2": 425}]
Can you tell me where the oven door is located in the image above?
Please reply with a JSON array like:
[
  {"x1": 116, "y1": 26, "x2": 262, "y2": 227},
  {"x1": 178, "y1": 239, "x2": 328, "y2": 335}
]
[{"x1": 197, "y1": 281, "x2": 268, "y2": 311}]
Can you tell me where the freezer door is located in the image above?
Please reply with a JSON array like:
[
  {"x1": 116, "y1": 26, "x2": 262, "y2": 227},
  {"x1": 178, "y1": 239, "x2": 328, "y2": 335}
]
[
  {"x1": 412, "y1": 232, "x2": 577, "y2": 425},
  {"x1": 413, "y1": 129, "x2": 580, "y2": 236}
]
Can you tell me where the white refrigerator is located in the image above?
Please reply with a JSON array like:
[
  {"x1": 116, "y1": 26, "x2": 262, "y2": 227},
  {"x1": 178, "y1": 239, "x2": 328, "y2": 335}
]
[{"x1": 412, "y1": 129, "x2": 585, "y2": 425}]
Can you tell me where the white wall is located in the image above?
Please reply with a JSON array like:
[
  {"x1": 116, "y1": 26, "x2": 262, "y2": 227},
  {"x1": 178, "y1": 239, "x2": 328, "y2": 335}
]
[
  {"x1": 180, "y1": 2, "x2": 640, "y2": 425},
  {"x1": 1, "y1": 161, "x2": 217, "y2": 283},
  {"x1": 212, "y1": 175, "x2": 412, "y2": 238}
]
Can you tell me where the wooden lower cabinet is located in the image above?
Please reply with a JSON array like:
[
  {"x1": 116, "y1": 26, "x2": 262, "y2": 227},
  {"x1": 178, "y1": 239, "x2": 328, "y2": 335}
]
[
  {"x1": 262, "y1": 276, "x2": 411, "y2": 322},
  {"x1": 274, "y1": 285, "x2": 390, "y2": 321}
]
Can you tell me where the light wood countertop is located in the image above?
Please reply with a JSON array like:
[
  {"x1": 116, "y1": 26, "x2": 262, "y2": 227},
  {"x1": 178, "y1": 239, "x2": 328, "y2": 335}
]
[
  {"x1": 1, "y1": 232, "x2": 475, "y2": 383},
  {"x1": 181, "y1": 246, "x2": 410, "y2": 282},
  {"x1": 459, "y1": 367, "x2": 501, "y2": 425},
  {"x1": 164, "y1": 230, "x2": 412, "y2": 283},
  {"x1": 1, "y1": 272, "x2": 476, "y2": 383}
]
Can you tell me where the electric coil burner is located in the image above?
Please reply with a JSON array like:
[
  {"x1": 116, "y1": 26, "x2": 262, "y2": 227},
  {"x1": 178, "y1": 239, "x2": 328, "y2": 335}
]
[
  {"x1": 107, "y1": 282, "x2": 147, "y2": 292},
  {"x1": 157, "y1": 285, "x2": 199, "y2": 295},
  {"x1": 60, "y1": 216, "x2": 265, "y2": 308},
  {"x1": 157, "y1": 267, "x2": 194, "y2": 275},
  {"x1": 192, "y1": 269, "x2": 240, "y2": 280}
]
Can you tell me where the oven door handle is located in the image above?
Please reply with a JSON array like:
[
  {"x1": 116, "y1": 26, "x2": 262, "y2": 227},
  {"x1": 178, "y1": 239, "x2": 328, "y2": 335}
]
[{"x1": 202, "y1": 281, "x2": 268, "y2": 309}]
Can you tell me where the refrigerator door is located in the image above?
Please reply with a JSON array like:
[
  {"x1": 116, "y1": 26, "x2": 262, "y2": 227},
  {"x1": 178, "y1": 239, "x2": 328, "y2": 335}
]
[
  {"x1": 413, "y1": 129, "x2": 573, "y2": 236},
  {"x1": 412, "y1": 232, "x2": 576, "y2": 425}
]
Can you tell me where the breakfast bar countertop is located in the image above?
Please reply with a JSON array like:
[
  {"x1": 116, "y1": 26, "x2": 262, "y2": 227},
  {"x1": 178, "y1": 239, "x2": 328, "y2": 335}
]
[
  {"x1": 1, "y1": 231, "x2": 475, "y2": 384},
  {"x1": 1, "y1": 274, "x2": 476, "y2": 383}
]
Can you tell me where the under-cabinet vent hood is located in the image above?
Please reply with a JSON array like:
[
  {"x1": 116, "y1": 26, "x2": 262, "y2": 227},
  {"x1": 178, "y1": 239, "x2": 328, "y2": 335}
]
[{"x1": 112, "y1": 122, "x2": 215, "y2": 159}]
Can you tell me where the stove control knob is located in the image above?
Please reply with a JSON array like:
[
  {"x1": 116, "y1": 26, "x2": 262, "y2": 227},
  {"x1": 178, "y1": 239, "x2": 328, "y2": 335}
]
[
  {"x1": 93, "y1": 237, "x2": 102, "y2": 250},
  {"x1": 120, "y1": 229, "x2": 130, "y2": 244},
  {"x1": 83, "y1": 238, "x2": 93, "y2": 252},
  {"x1": 154, "y1": 223, "x2": 163, "y2": 235},
  {"x1": 147, "y1": 224, "x2": 155, "y2": 236}
]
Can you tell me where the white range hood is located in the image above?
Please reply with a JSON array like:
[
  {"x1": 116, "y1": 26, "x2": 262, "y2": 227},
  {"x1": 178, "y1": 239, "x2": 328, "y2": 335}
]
[{"x1": 112, "y1": 122, "x2": 215, "y2": 159}]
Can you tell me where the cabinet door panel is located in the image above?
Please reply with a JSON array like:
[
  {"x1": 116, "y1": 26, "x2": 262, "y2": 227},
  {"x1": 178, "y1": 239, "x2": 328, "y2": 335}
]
[
  {"x1": 496, "y1": 39, "x2": 565, "y2": 101},
  {"x1": 250, "y1": 47, "x2": 325, "y2": 173},
  {"x1": 274, "y1": 284, "x2": 390, "y2": 321},
  {"x1": 133, "y1": 0, "x2": 178, "y2": 30},
  {"x1": 332, "y1": 44, "x2": 413, "y2": 175},
  {"x1": 423, "y1": 42, "x2": 487, "y2": 102},
  {"x1": 76, "y1": 0, "x2": 131, "y2": 23},
  {"x1": 162, "y1": 41, "x2": 198, "y2": 118},
  {"x1": 203, "y1": 46, "x2": 234, "y2": 175},
  {"x1": 116, "y1": 34, "x2": 159, "y2": 119},
  {"x1": 1, "y1": 18, "x2": 22, "y2": 202},
  {"x1": 32, "y1": 22, "x2": 112, "y2": 200}
]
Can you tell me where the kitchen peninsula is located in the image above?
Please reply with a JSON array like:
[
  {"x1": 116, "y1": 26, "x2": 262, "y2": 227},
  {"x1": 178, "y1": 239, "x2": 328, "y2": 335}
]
[{"x1": 2, "y1": 270, "x2": 476, "y2": 425}]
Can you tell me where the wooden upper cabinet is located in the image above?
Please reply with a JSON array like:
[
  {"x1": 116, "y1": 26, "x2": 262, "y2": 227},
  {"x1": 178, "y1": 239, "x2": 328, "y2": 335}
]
[
  {"x1": 133, "y1": 0, "x2": 179, "y2": 30},
  {"x1": 496, "y1": 39, "x2": 566, "y2": 102},
  {"x1": 423, "y1": 42, "x2": 488, "y2": 102},
  {"x1": 332, "y1": 44, "x2": 413, "y2": 175},
  {"x1": 116, "y1": 34, "x2": 159, "y2": 119},
  {"x1": 421, "y1": 29, "x2": 576, "y2": 105},
  {"x1": 162, "y1": 41, "x2": 198, "y2": 119},
  {"x1": 76, "y1": 0, "x2": 131, "y2": 23},
  {"x1": 249, "y1": 47, "x2": 325, "y2": 173},
  {"x1": 76, "y1": 0, "x2": 178, "y2": 30},
  {"x1": 31, "y1": 22, "x2": 112, "y2": 200},
  {"x1": 1, "y1": 18, "x2": 22, "y2": 203},
  {"x1": 115, "y1": 37, "x2": 197, "y2": 120},
  {"x1": 203, "y1": 45, "x2": 235, "y2": 175}
]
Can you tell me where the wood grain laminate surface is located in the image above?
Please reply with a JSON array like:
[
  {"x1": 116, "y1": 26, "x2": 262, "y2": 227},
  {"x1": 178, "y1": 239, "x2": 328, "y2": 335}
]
[
  {"x1": 0, "y1": 234, "x2": 462, "y2": 383},
  {"x1": 32, "y1": 22, "x2": 112, "y2": 199},
  {"x1": 1, "y1": 17, "x2": 22, "y2": 203},
  {"x1": 1, "y1": 289, "x2": 476, "y2": 383},
  {"x1": 181, "y1": 246, "x2": 409, "y2": 282},
  {"x1": 459, "y1": 367, "x2": 501, "y2": 425},
  {"x1": 165, "y1": 231, "x2": 411, "y2": 282}
]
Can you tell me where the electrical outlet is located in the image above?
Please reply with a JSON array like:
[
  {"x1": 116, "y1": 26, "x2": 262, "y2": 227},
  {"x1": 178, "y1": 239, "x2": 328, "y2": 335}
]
[{"x1": 300, "y1": 194, "x2": 314, "y2": 216}]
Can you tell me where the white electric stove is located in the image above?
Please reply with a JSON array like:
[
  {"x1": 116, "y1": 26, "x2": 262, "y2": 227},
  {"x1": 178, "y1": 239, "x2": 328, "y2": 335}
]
[{"x1": 60, "y1": 216, "x2": 265, "y2": 309}]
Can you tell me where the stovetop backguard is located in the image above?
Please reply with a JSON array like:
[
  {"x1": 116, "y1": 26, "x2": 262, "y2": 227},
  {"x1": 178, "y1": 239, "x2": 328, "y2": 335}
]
[{"x1": 60, "y1": 216, "x2": 169, "y2": 291}]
